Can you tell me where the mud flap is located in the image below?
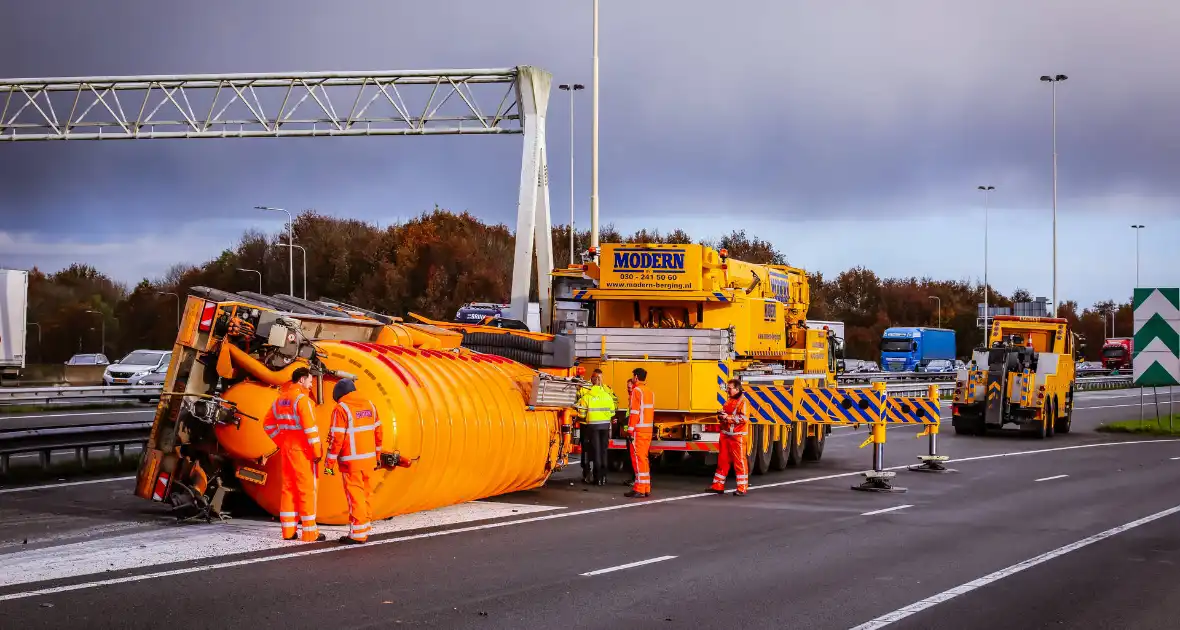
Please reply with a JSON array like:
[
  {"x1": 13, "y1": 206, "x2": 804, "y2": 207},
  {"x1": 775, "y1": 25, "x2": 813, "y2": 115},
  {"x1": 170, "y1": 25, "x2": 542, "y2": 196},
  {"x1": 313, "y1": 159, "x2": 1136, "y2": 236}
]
[{"x1": 985, "y1": 370, "x2": 1005, "y2": 426}]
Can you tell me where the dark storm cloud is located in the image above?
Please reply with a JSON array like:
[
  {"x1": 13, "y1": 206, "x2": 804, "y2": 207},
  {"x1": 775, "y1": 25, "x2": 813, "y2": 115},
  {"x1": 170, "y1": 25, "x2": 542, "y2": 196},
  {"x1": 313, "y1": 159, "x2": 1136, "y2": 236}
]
[{"x1": 1, "y1": 0, "x2": 1178, "y2": 240}]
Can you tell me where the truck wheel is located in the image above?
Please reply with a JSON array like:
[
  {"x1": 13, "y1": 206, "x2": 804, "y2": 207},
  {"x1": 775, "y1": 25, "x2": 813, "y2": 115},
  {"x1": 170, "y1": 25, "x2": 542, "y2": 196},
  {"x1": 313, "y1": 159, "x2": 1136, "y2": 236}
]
[
  {"x1": 769, "y1": 425, "x2": 789, "y2": 471},
  {"x1": 787, "y1": 423, "x2": 804, "y2": 467},
  {"x1": 1055, "y1": 391, "x2": 1074, "y2": 434},
  {"x1": 1046, "y1": 400, "x2": 1056, "y2": 438},
  {"x1": 1029, "y1": 404, "x2": 1049, "y2": 439},
  {"x1": 803, "y1": 425, "x2": 826, "y2": 461},
  {"x1": 608, "y1": 450, "x2": 626, "y2": 472},
  {"x1": 751, "y1": 424, "x2": 772, "y2": 475}
]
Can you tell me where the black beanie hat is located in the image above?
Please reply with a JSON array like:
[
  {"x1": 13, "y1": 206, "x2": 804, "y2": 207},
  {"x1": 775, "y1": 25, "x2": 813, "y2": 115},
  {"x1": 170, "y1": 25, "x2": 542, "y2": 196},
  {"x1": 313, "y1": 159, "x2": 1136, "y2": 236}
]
[{"x1": 332, "y1": 378, "x2": 357, "y2": 402}]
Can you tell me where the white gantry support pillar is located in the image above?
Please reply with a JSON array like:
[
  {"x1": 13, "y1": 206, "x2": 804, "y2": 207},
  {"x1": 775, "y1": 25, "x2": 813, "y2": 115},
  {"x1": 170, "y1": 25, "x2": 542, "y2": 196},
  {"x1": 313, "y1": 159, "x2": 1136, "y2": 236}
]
[{"x1": 508, "y1": 66, "x2": 554, "y2": 331}]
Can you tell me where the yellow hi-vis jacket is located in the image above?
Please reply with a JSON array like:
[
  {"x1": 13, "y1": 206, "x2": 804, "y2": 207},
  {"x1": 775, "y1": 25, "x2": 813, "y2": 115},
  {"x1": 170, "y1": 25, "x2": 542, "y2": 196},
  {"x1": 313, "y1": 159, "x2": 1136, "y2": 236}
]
[{"x1": 576, "y1": 385, "x2": 617, "y2": 424}]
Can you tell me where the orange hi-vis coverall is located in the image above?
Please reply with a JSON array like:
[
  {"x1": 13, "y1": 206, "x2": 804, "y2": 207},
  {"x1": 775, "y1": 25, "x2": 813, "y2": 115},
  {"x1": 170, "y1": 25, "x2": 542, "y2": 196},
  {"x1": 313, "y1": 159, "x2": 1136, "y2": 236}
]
[
  {"x1": 263, "y1": 383, "x2": 323, "y2": 541},
  {"x1": 325, "y1": 391, "x2": 384, "y2": 543},
  {"x1": 711, "y1": 393, "x2": 750, "y2": 493},
  {"x1": 627, "y1": 381, "x2": 655, "y2": 494}
]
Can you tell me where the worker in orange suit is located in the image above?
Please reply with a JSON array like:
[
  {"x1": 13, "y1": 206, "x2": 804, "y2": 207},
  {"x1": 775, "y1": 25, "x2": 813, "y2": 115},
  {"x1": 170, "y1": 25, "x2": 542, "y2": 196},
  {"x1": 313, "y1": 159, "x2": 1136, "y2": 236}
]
[
  {"x1": 708, "y1": 379, "x2": 750, "y2": 497},
  {"x1": 624, "y1": 367, "x2": 655, "y2": 498},
  {"x1": 323, "y1": 378, "x2": 385, "y2": 545},
  {"x1": 263, "y1": 366, "x2": 325, "y2": 542}
]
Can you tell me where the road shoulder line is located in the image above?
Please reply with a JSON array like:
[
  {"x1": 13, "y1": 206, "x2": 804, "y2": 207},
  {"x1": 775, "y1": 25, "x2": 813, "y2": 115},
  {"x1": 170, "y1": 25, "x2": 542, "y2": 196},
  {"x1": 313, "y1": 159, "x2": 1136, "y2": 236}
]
[{"x1": 848, "y1": 504, "x2": 1180, "y2": 630}]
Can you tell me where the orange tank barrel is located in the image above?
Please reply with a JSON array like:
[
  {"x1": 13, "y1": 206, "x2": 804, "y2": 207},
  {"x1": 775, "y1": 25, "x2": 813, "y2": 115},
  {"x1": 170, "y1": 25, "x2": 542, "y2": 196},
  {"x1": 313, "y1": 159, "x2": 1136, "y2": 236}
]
[{"x1": 223, "y1": 340, "x2": 564, "y2": 525}]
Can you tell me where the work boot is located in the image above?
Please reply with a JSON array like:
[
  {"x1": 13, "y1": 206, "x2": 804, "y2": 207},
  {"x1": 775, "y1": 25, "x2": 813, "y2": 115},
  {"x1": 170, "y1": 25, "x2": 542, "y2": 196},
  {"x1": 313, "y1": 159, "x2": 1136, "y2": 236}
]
[
  {"x1": 706, "y1": 487, "x2": 724, "y2": 494},
  {"x1": 314, "y1": 533, "x2": 326, "y2": 542},
  {"x1": 624, "y1": 490, "x2": 649, "y2": 498},
  {"x1": 582, "y1": 472, "x2": 594, "y2": 484},
  {"x1": 596, "y1": 478, "x2": 607, "y2": 486},
  {"x1": 338, "y1": 536, "x2": 366, "y2": 545},
  {"x1": 734, "y1": 490, "x2": 747, "y2": 497}
]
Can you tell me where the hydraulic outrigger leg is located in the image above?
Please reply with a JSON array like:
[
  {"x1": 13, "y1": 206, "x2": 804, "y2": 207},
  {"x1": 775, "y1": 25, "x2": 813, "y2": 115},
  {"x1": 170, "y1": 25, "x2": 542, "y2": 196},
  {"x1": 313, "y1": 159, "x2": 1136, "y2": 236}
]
[
  {"x1": 852, "y1": 417, "x2": 906, "y2": 493},
  {"x1": 908, "y1": 423, "x2": 957, "y2": 473}
]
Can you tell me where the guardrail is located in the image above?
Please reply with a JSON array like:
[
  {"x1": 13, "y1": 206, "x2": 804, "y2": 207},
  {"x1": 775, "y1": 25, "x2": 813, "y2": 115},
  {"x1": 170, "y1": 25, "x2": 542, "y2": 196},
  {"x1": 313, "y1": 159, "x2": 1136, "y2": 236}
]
[
  {"x1": 0, "y1": 373, "x2": 1139, "y2": 476},
  {"x1": 837, "y1": 371, "x2": 955, "y2": 384},
  {"x1": 0, "y1": 385, "x2": 162, "y2": 407},
  {"x1": 0, "y1": 420, "x2": 152, "y2": 474}
]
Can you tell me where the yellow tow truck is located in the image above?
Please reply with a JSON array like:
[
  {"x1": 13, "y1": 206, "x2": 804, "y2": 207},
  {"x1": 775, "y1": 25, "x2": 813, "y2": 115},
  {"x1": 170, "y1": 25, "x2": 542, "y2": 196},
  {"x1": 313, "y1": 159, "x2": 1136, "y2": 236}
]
[{"x1": 951, "y1": 315, "x2": 1083, "y2": 438}]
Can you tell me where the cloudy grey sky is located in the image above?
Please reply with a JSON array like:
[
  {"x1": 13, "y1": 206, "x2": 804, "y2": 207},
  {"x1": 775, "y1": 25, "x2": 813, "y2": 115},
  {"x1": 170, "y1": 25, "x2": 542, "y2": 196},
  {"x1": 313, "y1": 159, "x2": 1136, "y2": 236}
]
[{"x1": 1, "y1": 0, "x2": 1177, "y2": 308}]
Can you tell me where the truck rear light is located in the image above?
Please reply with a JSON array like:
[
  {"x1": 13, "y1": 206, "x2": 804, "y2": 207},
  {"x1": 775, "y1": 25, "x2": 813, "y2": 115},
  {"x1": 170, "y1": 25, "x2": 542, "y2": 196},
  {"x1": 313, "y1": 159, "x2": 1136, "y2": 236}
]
[
  {"x1": 198, "y1": 301, "x2": 217, "y2": 332},
  {"x1": 704, "y1": 423, "x2": 720, "y2": 432},
  {"x1": 152, "y1": 471, "x2": 171, "y2": 501}
]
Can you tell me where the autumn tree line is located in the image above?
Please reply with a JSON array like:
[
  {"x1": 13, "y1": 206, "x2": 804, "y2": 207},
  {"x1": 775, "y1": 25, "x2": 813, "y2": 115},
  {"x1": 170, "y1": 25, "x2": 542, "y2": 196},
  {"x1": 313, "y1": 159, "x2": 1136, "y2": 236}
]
[{"x1": 26, "y1": 208, "x2": 1133, "y2": 364}]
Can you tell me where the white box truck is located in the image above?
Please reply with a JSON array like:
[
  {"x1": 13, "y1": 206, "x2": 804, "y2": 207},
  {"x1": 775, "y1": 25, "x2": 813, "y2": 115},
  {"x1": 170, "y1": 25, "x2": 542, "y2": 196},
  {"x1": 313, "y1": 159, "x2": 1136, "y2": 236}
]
[{"x1": 0, "y1": 269, "x2": 29, "y2": 379}]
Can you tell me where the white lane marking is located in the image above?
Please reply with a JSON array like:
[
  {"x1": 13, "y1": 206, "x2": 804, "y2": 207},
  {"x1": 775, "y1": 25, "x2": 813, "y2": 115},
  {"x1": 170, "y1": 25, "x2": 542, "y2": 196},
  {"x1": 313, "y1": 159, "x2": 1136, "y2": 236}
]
[
  {"x1": 861, "y1": 504, "x2": 913, "y2": 516},
  {"x1": 0, "y1": 410, "x2": 151, "y2": 421},
  {"x1": 580, "y1": 555, "x2": 677, "y2": 576},
  {"x1": 1171, "y1": 457, "x2": 1180, "y2": 461},
  {"x1": 0, "y1": 475, "x2": 137, "y2": 495},
  {"x1": 0, "y1": 501, "x2": 561, "y2": 589},
  {"x1": 848, "y1": 504, "x2": 1180, "y2": 630},
  {"x1": 1, "y1": 438, "x2": 1176, "y2": 602},
  {"x1": 1035, "y1": 474, "x2": 1069, "y2": 482}
]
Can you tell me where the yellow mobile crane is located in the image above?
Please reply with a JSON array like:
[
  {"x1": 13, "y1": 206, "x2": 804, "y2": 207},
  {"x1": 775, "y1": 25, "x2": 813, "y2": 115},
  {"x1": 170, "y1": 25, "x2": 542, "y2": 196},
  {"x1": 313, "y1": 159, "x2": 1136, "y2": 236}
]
[{"x1": 546, "y1": 242, "x2": 935, "y2": 479}]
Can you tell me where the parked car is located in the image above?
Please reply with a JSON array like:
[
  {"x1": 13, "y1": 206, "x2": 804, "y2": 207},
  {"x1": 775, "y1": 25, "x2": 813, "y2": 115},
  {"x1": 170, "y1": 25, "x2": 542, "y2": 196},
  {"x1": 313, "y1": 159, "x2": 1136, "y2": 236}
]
[
  {"x1": 103, "y1": 350, "x2": 172, "y2": 386},
  {"x1": 917, "y1": 359, "x2": 956, "y2": 373},
  {"x1": 65, "y1": 353, "x2": 109, "y2": 366}
]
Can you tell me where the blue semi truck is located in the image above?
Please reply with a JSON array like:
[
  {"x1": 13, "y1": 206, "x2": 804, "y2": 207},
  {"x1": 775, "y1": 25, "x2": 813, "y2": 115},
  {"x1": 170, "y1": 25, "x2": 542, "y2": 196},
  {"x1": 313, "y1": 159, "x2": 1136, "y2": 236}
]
[{"x1": 879, "y1": 327, "x2": 956, "y2": 372}]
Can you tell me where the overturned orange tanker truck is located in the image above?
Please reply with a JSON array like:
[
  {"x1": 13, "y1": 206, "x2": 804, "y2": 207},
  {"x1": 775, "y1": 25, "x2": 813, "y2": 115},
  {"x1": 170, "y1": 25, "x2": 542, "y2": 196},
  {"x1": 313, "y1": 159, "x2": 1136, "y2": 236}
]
[{"x1": 134, "y1": 289, "x2": 581, "y2": 524}]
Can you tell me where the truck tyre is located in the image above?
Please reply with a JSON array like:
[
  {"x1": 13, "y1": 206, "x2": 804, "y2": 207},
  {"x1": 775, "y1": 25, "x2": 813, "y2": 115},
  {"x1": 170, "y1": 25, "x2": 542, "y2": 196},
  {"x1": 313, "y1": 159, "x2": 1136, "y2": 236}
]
[
  {"x1": 1056, "y1": 390, "x2": 1074, "y2": 434},
  {"x1": 1046, "y1": 400, "x2": 1056, "y2": 438},
  {"x1": 803, "y1": 425, "x2": 826, "y2": 461},
  {"x1": 1029, "y1": 403, "x2": 1049, "y2": 439},
  {"x1": 751, "y1": 424, "x2": 772, "y2": 475},
  {"x1": 769, "y1": 426, "x2": 789, "y2": 471},
  {"x1": 608, "y1": 450, "x2": 626, "y2": 472},
  {"x1": 787, "y1": 423, "x2": 804, "y2": 467}
]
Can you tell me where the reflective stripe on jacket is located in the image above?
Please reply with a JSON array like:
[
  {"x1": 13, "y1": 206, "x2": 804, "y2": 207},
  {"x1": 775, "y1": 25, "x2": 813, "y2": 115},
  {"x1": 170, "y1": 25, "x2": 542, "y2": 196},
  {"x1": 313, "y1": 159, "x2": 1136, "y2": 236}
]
[
  {"x1": 721, "y1": 393, "x2": 750, "y2": 437},
  {"x1": 263, "y1": 382, "x2": 321, "y2": 455},
  {"x1": 576, "y1": 385, "x2": 617, "y2": 424},
  {"x1": 628, "y1": 382, "x2": 655, "y2": 431},
  {"x1": 326, "y1": 391, "x2": 384, "y2": 466}
]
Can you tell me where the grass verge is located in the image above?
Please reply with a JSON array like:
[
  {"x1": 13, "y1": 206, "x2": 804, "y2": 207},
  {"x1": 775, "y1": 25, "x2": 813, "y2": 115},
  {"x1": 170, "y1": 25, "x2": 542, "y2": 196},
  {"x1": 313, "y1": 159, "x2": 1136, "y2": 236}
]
[{"x1": 1096, "y1": 417, "x2": 1180, "y2": 437}]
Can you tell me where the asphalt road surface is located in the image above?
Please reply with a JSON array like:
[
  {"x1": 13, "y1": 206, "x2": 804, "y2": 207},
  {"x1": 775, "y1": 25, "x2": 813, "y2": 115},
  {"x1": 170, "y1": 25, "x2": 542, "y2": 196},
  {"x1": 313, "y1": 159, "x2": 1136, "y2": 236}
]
[{"x1": 1, "y1": 388, "x2": 1177, "y2": 629}]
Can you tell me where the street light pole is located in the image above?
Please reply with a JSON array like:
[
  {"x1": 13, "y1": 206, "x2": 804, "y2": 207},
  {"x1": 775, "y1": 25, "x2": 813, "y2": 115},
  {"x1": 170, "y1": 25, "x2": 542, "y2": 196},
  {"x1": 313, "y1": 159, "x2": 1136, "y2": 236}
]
[
  {"x1": 558, "y1": 83, "x2": 585, "y2": 265},
  {"x1": 1131, "y1": 225, "x2": 1145, "y2": 288},
  {"x1": 85, "y1": 310, "x2": 105, "y2": 355},
  {"x1": 278, "y1": 243, "x2": 308, "y2": 300},
  {"x1": 589, "y1": 0, "x2": 600, "y2": 250},
  {"x1": 977, "y1": 185, "x2": 995, "y2": 334},
  {"x1": 256, "y1": 206, "x2": 295, "y2": 296},
  {"x1": 1040, "y1": 74, "x2": 1067, "y2": 316},
  {"x1": 156, "y1": 291, "x2": 181, "y2": 329},
  {"x1": 237, "y1": 268, "x2": 263, "y2": 294},
  {"x1": 928, "y1": 296, "x2": 941, "y2": 328}
]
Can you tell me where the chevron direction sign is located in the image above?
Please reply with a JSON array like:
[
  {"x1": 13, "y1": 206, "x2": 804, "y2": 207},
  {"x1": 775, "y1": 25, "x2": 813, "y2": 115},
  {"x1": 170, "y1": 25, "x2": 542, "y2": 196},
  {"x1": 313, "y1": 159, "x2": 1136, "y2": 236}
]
[{"x1": 1133, "y1": 288, "x2": 1180, "y2": 387}]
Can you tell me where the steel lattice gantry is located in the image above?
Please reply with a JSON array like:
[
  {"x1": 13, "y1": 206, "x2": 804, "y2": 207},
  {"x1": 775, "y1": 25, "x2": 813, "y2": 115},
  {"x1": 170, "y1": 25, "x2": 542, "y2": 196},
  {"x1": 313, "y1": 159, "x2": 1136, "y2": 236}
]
[{"x1": 0, "y1": 66, "x2": 554, "y2": 327}]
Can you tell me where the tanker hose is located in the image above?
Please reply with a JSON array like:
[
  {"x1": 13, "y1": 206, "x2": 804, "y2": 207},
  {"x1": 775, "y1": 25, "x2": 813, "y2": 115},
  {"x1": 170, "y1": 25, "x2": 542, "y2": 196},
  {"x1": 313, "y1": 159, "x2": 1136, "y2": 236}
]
[{"x1": 225, "y1": 343, "x2": 307, "y2": 387}]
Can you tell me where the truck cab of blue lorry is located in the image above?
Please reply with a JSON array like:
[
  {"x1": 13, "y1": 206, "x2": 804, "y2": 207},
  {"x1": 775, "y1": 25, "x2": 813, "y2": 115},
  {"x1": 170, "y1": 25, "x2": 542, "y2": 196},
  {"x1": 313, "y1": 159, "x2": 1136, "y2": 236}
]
[{"x1": 880, "y1": 327, "x2": 956, "y2": 372}]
